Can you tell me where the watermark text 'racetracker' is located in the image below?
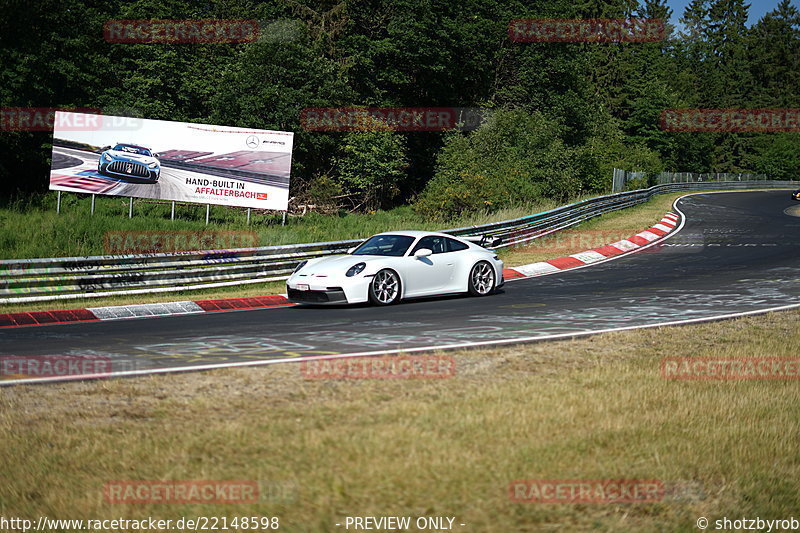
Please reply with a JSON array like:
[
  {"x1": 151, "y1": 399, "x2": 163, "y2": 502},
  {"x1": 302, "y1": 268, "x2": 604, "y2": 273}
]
[
  {"x1": 103, "y1": 19, "x2": 258, "y2": 43},
  {"x1": 300, "y1": 107, "x2": 485, "y2": 132},
  {"x1": 661, "y1": 108, "x2": 800, "y2": 132},
  {"x1": 661, "y1": 357, "x2": 800, "y2": 380},
  {"x1": 301, "y1": 355, "x2": 456, "y2": 380},
  {"x1": 509, "y1": 18, "x2": 665, "y2": 42}
]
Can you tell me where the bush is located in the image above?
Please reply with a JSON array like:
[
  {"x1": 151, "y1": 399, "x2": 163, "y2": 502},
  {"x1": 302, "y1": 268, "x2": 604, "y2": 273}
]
[
  {"x1": 334, "y1": 114, "x2": 408, "y2": 212},
  {"x1": 414, "y1": 110, "x2": 582, "y2": 219}
]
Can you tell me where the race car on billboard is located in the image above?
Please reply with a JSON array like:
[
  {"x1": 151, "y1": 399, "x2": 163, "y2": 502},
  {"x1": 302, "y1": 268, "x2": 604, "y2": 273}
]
[
  {"x1": 286, "y1": 230, "x2": 504, "y2": 305},
  {"x1": 793, "y1": 189, "x2": 800, "y2": 201},
  {"x1": 98, "y1": 143, "x2": 160, "y2": 182}
]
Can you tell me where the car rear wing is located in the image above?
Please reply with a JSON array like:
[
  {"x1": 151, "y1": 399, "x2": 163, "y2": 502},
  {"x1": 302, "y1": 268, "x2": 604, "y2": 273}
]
[{"x1": 461, "y1": 235, "x2": 503, "y2": 248}]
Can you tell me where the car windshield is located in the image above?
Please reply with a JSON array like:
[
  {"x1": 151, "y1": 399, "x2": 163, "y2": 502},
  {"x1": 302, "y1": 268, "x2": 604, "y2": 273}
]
[
  {"x1": 114, "y1": 144, "x2": 151, "y2": 157},
  {"x1": 352, "y1": 235, "x2": 415, "y2": 256}
]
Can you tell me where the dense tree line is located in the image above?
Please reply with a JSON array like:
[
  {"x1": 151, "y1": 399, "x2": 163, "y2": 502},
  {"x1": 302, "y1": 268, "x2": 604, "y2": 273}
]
[{"x1": 1, "y1": 0, "x2": 798, "y2": 217}]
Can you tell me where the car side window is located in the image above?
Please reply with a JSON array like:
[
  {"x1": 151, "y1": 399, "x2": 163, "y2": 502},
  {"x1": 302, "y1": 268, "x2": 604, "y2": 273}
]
[
  {"x1": 445, "y1": 238, "x2": 469, "y2": 252},
  {"x1": 411, "y1": 236, "x2": 447, "y2": 255}
]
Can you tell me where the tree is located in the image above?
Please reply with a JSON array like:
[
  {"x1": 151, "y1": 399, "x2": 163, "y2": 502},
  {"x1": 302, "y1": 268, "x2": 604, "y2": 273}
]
[
  {"x1": 209, "y1": 22, "x2": 352, "y2": 193},
  {"x1": 747, "y1": 0, "x2": 800, "y2": 107},
  {"x1": 334, "y1": 115, "x2": 408, "y2": 211},
  {"x1": 414, "y1": 110, "x2": 584, "y2": 219}
]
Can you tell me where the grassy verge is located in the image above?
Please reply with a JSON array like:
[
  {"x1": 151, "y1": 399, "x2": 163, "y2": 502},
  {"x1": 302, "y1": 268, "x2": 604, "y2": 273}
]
[
  {"x1": 1, "y1": 192, "x2": 568, "y2": 259},
  {"x1": 1, "y1": 309, "x2": 798, "y2": 531},
  {"x1": 1, "y1": 192, "x2": 681, "y2": 313}
]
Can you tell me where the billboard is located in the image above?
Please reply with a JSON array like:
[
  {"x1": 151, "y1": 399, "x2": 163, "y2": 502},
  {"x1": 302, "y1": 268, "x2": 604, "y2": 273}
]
[{"x1": 49, "y1": 112, "x2": 292, "y2": 211}]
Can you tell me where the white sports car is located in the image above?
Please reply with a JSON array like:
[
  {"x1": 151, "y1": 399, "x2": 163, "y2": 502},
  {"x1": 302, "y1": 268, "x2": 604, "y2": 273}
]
[{"x1": 286, "y1": 230, "x2": 504, "y2": 305}]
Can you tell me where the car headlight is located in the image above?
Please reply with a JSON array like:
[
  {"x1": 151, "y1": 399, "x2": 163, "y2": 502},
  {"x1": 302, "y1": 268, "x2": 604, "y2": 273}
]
[
  {"x1": 148, "y1": 162, "x2": 158, "y2": 168},
  {"x1": 103, "y1": 153, "x2": 112, "y2": 161},
  {"x1": 346, "y1": 262, "x2": 366, "y2": 277},
  {"x1": 293, "y1": 260, "x2": 308, "y2": 274}
]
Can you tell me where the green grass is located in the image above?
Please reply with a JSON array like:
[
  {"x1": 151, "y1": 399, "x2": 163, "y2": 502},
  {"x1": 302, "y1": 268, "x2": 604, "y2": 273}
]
[
  {"x1": 1, "y1": 309, "x2": 798, "y2": 531},
  {"x1": 0, "y1": 191, "x2": 570, "y2": 259}
]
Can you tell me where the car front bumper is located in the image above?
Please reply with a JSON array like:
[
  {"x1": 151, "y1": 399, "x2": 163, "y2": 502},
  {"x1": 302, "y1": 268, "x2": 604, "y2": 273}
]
[
  {"x1": 286, "y1": 286, "x2": 348, "y2": 304},
  {"x1": 286, "y1": 273, "x2": 372, "y2": 305}
]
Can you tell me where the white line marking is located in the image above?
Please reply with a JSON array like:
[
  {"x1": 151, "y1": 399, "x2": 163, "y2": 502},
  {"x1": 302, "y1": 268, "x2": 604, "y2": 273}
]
[{"x1": 4, "y1": 302, "x2": 798, "y2": 386}]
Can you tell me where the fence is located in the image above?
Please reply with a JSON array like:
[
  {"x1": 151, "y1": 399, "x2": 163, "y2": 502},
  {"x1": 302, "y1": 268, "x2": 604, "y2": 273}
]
[
  {"x1": 611, "y1": 168, "x2": 768, "y2": 192},
  {"x1": 1, "y1": 180, "x2": 795, "y2": 304}
]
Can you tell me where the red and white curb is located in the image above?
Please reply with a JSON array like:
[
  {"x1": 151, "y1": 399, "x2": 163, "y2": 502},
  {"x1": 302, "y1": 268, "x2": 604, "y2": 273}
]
[
  {"x1": 0, "y1": 294, "x2": 292, "y2": 328},
  {"x1": 0, "y1": 212, "x2": 681, "y2": 329},
  {"x1": 502, "y1": 212, "x2": 680, "y2": 280}
]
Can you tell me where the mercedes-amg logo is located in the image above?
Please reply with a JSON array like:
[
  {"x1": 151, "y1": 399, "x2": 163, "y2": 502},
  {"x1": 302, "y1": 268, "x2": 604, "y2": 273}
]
[{"x1": 246, "y1": 135, "x2": 259, "y2": 149}]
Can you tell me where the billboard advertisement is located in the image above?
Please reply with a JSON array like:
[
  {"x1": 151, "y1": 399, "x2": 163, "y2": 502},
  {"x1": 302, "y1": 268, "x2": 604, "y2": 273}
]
[{"x1": 49, "y1": 112, "x2": 292, "y2": 211}]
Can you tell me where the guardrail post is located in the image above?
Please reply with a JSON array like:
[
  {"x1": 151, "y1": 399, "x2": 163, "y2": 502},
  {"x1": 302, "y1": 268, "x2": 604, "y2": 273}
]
[{"x1": 91, "y1": 194, "x2": 96, "y2": 216}]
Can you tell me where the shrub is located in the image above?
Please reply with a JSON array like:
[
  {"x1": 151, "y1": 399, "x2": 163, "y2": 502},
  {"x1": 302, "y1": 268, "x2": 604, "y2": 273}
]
[{"x1": 415, "y1": 110, "x2": 581, "y2": 219}]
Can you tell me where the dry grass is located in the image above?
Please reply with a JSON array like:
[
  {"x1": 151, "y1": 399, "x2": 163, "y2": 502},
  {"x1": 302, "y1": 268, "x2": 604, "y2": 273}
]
[{"x1": 1, "y1": 309, "x2": 798, "y2": 531}]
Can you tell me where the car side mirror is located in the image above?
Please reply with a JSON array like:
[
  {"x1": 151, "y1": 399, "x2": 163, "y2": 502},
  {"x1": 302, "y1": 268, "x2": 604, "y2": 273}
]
[{"x1": 414, "y1": 248, "x2": 432, "y2": 258}]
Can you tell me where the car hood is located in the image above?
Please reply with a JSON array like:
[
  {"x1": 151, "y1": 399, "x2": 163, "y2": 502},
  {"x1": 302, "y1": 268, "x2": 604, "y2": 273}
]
[
  {"x1": 106, "y1": 150, "x2": 158, "y2": 164},
  {"x1": 300, "y1": 254, "x2": 391, "y2": 276}
]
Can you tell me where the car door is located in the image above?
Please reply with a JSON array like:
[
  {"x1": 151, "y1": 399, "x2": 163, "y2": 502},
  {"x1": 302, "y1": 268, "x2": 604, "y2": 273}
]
[{"x1": 402, "y1": 235, "x2": 457, "y2": 297}]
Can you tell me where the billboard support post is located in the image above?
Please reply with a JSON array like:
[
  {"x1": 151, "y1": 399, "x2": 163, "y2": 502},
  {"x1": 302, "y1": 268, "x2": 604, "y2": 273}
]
[
  {"x1": 282, "y1": 211, "x2": 287, "y2": 226},
  {"x1": 128, "y1": 197, "x2": 133, "y2": 218},
  {"x1": 171, "y1": 201, "x2": 175, "y2": 220},
  {"x1": 247, "y1": 208, "x2": 251, "y2": 225},
  {"x1": 205, "y1": 204, "x2": 210, "y2": 225},
  {"x1": 91, "y1": 194, "x2": 96, "y2": 216},
  {"x1": 56, "y1": 191, "x2": 61, "y2": 214}
]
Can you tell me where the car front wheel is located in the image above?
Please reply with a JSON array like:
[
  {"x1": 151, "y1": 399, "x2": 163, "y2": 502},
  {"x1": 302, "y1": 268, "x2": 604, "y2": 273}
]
[
  {"x1": 369, "y1": 269, "x2": 401, "y2": 305},
  {"x1": 468, "y1": 261, "x2": 495, "y2": 296}
]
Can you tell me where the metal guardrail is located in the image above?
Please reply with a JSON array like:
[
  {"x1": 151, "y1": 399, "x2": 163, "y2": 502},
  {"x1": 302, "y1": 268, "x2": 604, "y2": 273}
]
[
  {"x1": 612, "y1": 168, "x2": 769, "y2": 192},
  {"x1": 1, "y1": 181, "x2": 795, "y2": 304}
]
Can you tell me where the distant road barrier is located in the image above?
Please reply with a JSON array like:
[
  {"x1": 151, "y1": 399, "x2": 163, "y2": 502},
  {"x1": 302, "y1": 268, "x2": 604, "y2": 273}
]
[{"x1": 1, "y1": 181, "x2": 795, "y2": 304}]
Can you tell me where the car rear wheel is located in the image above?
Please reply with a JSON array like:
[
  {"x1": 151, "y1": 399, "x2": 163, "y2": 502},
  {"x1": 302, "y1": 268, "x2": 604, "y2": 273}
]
[
  {"x1": 369, "y1": 269, "x2": 401, "y2": 305},
  {"x1": 468, "y1": 261, "x2": 495, "y2": 296}
]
